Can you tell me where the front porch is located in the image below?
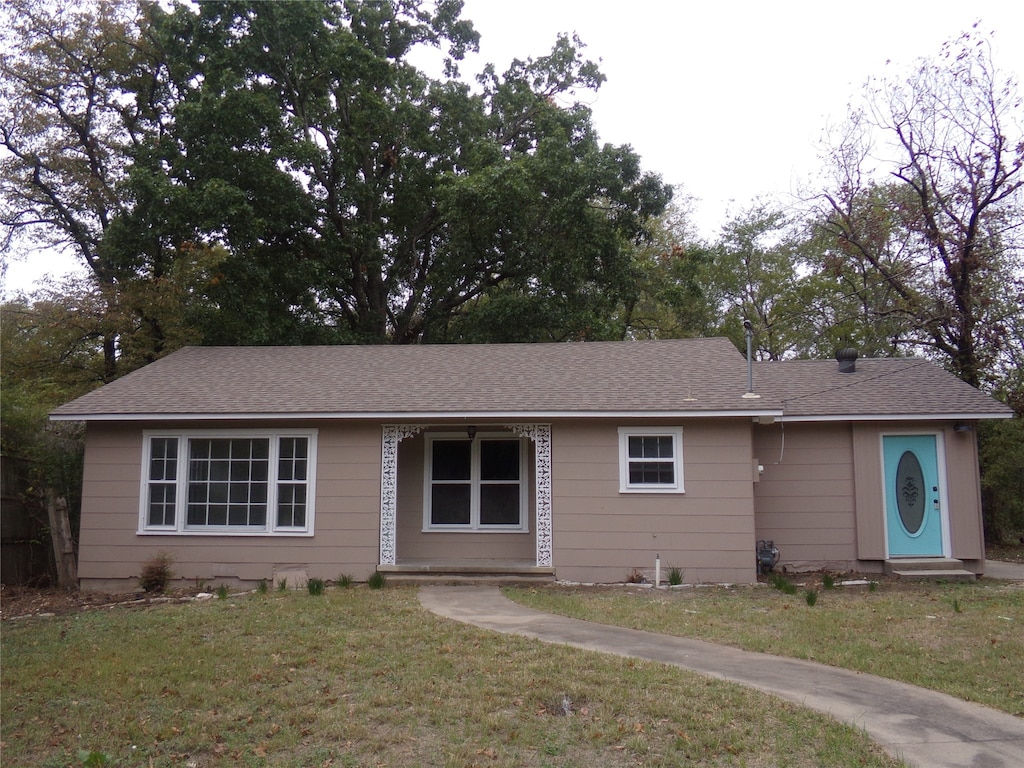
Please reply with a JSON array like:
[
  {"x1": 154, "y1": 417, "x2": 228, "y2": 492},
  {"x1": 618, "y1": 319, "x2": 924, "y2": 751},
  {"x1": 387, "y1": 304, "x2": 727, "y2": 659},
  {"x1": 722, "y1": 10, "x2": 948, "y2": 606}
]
[{"x1": 378, "y1": 423, "x2": 553, "y2": 574}]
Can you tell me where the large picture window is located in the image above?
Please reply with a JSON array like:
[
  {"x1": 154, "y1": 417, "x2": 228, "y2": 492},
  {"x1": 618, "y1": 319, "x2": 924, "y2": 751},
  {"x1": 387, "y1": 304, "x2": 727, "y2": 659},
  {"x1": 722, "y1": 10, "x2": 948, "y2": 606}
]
[
  {"x1": 617, "y1": 427, "x2": 684, "y2": 493},
  {"x1": 425, "y1": 434, "x2": 528, "y2": 531},
  {"x1": 140, "y1": 430, "x2": 316, "y2": 535}
]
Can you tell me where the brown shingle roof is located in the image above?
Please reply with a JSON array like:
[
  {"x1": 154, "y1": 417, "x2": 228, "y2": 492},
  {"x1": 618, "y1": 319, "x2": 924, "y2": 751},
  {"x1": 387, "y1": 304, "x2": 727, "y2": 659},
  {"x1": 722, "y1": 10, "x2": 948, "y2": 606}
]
[
  {"x1": 754, "y1": 358, "x2": 1012, "y2": 419},
  {"x1": 51, "y1": 338, "x2": 766, "y2": 419},
  {"x1": 50, "y1": 340, "x2": 1011, "y2": 421}
]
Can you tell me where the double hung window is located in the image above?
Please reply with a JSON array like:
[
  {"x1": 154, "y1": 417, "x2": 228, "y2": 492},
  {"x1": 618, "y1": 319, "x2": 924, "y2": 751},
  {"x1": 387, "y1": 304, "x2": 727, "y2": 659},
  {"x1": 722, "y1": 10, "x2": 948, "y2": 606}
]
[
  {"x1": 425, "y1": 434, "x2": 528, "y2": 531},
  {"x1": 617, "y1": 427, "x2": 684, "y2": 493},
  {"x1": 140, "y1": 430, "x2": 316, "y2": 535}
]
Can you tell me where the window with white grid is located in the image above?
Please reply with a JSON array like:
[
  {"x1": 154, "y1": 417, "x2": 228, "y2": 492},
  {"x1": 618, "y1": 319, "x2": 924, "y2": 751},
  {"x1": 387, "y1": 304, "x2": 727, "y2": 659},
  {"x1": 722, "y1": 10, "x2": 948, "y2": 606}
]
[{"x1": 140, "y1": 430, "x2": 316, "y2": 535}]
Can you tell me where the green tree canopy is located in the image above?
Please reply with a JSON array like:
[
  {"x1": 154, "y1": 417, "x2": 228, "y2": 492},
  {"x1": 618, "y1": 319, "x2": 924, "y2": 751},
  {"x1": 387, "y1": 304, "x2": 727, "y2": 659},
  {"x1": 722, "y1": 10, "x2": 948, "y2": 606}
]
[{"x1": 120, "y1": 0, "x2": 672, "y2": 344}]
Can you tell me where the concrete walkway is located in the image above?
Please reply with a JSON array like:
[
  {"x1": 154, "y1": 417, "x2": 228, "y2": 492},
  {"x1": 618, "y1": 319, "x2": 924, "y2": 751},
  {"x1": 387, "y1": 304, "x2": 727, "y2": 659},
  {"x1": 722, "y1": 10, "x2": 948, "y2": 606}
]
[
  {"x1": 985, "y1": 559, "x2": 1024, "y2": 581},
  {"x1": 419, "y1": 586, "x2": 1024, "y2": 768}
]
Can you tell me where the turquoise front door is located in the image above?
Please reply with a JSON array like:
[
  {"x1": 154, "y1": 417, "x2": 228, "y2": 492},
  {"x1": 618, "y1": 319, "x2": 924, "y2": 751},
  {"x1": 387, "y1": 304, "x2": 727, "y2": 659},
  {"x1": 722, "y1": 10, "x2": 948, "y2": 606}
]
[{"x1": 883, "y1": 435, "x2": 944, "y2": 557}]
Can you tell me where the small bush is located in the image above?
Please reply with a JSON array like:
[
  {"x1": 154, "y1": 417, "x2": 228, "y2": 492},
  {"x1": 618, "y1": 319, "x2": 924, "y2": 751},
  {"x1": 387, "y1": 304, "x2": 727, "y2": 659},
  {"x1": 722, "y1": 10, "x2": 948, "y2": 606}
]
[
  {"x1": 668, "y1": 566, "x2": 684, "y2": 586},
  {"x1": 952, "y1": 598, "x2": 963, "y2": 614},
  {"x1": 139, "y1": 552, "x2": 174, "y2": 593},
  {"x1": 768, "y1": 573, "x2": 797, "y2": 595},
  {"x1": 256, "y1": 579, "x2": 268, "y2": 594},
  {"x1": 277, "y1": 578, "x2": 288, "y2": 591},
  {"x1": 805, "y1": 589, "x2": 818, "y2": 606},
  {"x1": 868, "y1": 580, "x2": 879, "y2": 592},
  {"x1": 821, "y1": 573, "x2": 836, "y2": 590},
  {"x1": 216, "y1": 584, "x2": 229, "y2": 600},
  {"x1": 307, "y1": 577, "x2": 325, "y2": 596},
  {"x1": 337, "y1": 573, "x2": 353, "y2": 588},
  {"x1": 367, "y1": 571, "x2": 387, "y2": 590}
]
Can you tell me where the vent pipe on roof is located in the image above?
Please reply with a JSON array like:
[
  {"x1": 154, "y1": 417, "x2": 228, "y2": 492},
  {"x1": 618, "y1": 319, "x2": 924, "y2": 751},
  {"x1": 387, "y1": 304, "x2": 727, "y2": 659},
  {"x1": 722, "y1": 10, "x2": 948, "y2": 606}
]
[
  {"x1": 836, "y1": 348, "x2": 858, "y2": 373},
  {"x1": 742, "y1": 320, "x2": 761, "y2": 399}
]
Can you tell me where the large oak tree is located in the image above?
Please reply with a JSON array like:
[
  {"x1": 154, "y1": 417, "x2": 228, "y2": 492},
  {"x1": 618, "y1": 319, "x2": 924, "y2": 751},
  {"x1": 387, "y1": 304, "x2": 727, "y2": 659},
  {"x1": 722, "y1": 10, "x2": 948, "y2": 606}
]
[{"x1": 132, "y1": 0, "x2": 671, "y2": 344}]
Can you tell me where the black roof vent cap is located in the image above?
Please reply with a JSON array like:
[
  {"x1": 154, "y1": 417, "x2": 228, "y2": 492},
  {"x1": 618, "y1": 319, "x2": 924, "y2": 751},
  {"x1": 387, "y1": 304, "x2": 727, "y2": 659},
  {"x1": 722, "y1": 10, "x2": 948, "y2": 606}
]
[{"x1": 836, "y1": 348, "x2": 859, "y2": 373}]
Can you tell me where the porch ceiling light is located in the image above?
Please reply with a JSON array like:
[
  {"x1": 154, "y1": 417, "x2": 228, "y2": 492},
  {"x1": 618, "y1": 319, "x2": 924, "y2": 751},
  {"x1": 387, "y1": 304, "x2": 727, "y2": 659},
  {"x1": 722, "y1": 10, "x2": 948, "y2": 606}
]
[{"x1": 467, "y1": 425, "x2": 477, "y2": 440}]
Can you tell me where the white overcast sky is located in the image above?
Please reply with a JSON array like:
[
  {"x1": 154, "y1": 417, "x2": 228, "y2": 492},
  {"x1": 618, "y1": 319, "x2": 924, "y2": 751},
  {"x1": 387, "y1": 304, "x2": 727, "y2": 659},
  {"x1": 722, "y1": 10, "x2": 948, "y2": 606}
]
[{"x1": 3, "y1": 0, "x2": 1022, "y2": 296}]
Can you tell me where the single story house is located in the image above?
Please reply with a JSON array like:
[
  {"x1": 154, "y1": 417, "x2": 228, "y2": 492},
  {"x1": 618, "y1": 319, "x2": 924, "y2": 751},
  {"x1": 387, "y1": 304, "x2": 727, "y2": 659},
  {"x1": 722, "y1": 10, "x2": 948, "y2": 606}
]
[{"x1": 50, "y1": 338, "x2": 1013, "y2": 590}]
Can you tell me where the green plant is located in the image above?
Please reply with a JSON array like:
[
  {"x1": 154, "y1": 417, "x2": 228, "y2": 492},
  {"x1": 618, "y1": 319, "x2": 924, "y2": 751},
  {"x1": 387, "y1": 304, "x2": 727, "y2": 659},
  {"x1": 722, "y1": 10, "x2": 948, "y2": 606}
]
[
  {"x1": 805, "y1": 590, "x2": 818, "y2": 606},
  {"x1": 216, "y1": 584, "x2": 229, "y2": 600},
  {"x1": 307, "y1": 577, "x2": 325, "y2": 596},
  {"x1": 821, "y1": 573, "x2": 836, "y2": 590},
  {"x1": 952, "y1": 598, "x2": 963, "y2": 614},
  {"x1": 77, "y1": 749, "x2": 110, "y2": 767},
  {"x1": 668, "y1": 566, "x2": 684, "y2": 586},
  {"x1": 337, "y1": 573, "x2": 353, "y2": 588},
  {"x1": 868, "y1": 581, "x2": 879, "y2": 592},
  {"x1": 367, "y1": 571, "x2": 386, "y2": 590},
  {"x1": 256, "y1": 579, "x2": 268, "y2": 594},
  {"x1": 277, "y1": 578, "x2": 288, "y2": 591},
  {"x1": 769, "y1": 573, "x2": 797, "y2": 595},
  {"x1": 139, "y1": 552, "x2": 174, "y2": 593}
]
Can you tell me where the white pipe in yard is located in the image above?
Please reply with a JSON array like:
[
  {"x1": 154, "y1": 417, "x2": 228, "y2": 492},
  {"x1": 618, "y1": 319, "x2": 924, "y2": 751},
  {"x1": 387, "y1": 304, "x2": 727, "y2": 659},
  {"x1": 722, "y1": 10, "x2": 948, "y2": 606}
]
[{"x1": 655, "y1": 553, "x2": 661, "y2": 588}]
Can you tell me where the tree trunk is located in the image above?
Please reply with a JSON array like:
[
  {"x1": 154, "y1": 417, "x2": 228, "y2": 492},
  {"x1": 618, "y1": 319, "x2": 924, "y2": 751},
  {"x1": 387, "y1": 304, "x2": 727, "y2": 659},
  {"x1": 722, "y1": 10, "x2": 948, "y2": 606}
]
[{"x1": 46, "y1": 490, "x2": 78, "y2": 589}]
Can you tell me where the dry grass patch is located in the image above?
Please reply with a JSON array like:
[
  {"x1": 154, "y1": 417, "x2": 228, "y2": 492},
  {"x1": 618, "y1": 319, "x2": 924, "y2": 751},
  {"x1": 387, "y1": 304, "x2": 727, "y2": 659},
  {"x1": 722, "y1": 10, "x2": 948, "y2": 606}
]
[
  {"x1": 2, "y1": 586, "x2": 904, "y2": 767},
  {"x1": 506, "y1": 578, "x2": 1024, "y2": 716}
]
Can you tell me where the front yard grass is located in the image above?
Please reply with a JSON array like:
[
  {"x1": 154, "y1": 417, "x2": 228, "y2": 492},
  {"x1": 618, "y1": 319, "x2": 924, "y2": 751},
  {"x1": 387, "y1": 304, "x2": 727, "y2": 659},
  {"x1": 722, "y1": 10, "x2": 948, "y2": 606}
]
[
  {"x1": 1, "y1": 586, "x2": 904, "y2": 768},
  {"x1": 505, "y1": 577, "x2": 1024, "y2": 717}
]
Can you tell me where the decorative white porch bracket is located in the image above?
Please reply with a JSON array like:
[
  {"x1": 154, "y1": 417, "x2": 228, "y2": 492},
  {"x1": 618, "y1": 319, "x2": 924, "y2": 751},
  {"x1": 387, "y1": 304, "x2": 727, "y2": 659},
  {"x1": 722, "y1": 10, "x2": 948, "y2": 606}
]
[
  {"x1": 507, "y1": 423, "x2": 553, "y2": 568},
  {"x1": 379, "y1": 425, "x2": 424, "y2": 566}
]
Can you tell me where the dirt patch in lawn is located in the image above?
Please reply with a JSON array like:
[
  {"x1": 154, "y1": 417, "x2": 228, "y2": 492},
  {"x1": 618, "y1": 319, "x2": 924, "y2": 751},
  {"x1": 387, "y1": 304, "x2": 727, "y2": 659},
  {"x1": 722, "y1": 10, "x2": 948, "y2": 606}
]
[{"x1": 0, "y1": 585, "x2": 209, "y2": 621}]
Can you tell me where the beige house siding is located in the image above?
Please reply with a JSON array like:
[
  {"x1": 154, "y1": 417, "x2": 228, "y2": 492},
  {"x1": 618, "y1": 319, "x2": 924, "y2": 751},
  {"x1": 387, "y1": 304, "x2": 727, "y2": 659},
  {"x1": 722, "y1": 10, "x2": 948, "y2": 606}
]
[
  {"x1": 78, "y1": 421, "x2": 382, "y2": 591},
  {"x1": 754, "y1": 421, "x2": 986, "y2": 574},
  {"x1": 944, "y1": 425, "x2": 984, "y2": 564},
  {"x1": 551, "y1": 419, "x2": 757, "y2": 584},
  {"x1": 393, "y1": 429, "x2": 536, "y2": 562},
  {"x1": 851, "y1": 424, "x2": 885, "y2": 560},
  {"x1": 753, "y1": 423, "x2": 859, "y2": 571}
]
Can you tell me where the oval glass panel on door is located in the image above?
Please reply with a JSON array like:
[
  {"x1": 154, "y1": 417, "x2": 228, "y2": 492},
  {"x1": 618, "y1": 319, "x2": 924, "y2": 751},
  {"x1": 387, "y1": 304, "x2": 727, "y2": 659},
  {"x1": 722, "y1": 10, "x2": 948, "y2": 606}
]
[{"x1": 883, "y1": 435, "x2": 944, "y2": 557}]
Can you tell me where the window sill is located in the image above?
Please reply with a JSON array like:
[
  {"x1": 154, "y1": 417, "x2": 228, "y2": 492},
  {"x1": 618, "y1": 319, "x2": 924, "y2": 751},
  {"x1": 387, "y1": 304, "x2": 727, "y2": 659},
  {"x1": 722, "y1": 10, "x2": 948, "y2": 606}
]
[
  {"x1": 421, "y1": 527, "x2": 530, "y2": 534},
  {"x1": 138, "y1": 529, "x2": 315, "y2": 537},
  {"x1": 618, "y1": 487, "x2": 685, "y2": 494}
]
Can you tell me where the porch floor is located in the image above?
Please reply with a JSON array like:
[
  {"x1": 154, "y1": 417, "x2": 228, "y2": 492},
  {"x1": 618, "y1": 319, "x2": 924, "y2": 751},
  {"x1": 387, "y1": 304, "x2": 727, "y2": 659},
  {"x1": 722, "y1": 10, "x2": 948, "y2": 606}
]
[{"x1": 378, "y1": 559, "x2": 555, "y2": 585}]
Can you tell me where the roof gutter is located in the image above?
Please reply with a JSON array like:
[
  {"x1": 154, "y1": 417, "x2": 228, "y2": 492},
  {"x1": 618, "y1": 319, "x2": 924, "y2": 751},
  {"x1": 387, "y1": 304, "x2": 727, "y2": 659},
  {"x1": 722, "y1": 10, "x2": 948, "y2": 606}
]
[{"x1": 49, "y1": 407, "x2": 786, "y2": 423}]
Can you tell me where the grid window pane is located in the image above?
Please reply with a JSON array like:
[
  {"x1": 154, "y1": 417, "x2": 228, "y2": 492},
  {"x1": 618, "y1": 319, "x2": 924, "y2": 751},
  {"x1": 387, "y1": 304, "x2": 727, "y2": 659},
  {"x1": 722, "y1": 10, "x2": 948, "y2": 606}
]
[
  {"x1": 277, "y1": 485, "x2": 307, "y2": 528},
  {"x1": 628, "y1": 435, "x2": 673, "y2": 459},
  {"x1": 148, "y1": 484, "x2": 176, "y2": 526},
  {"x1": 278, "y1": 437, "x2": 308, "y2": 482},
  {"x1": 186, "y1": 438, "x2": 270, "y2": 528},
  {"x1": 629, "y1": 462, "x2": 675, "y2": 485}
]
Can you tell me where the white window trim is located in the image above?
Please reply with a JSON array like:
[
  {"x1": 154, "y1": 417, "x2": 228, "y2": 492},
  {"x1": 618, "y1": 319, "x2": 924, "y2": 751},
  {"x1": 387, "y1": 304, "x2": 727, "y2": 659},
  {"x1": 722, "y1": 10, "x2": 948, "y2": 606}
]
[
  {"x1": 423, "y1": 432, "x2": 529, "y2": 532},
  {"x1": 138, "y1": 428, "x2": 317, "y2": 536},
  {"x1": 617, "y1": 426, "x2": 685, "y2": 494}
]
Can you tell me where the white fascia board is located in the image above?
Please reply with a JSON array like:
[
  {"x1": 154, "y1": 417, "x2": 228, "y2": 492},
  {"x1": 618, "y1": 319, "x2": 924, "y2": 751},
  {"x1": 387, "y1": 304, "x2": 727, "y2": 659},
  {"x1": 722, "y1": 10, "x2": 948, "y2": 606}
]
[
  {"x1": 50, "y1": 408, "x2": 785, "y2": 422},
  {"x1": 777, "y1": 412, "x2": 1013, "y2": 423}
]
